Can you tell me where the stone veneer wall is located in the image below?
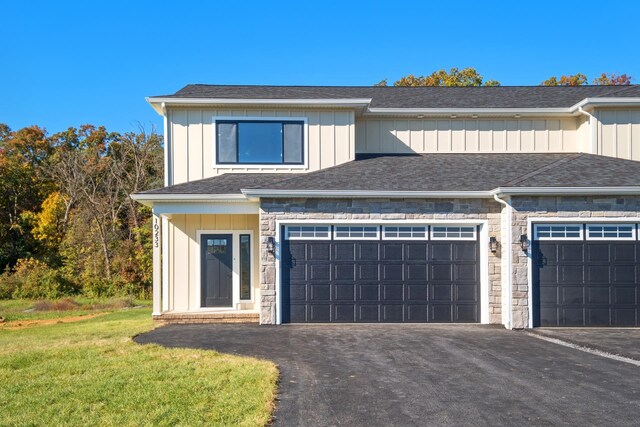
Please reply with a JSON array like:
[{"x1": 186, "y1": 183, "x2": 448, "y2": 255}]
[
  {"x1": 259, "y1": 198, "x2": 502, "y2": 325},
  {"x1": 510, "y1": 196, "x2": 640, "y2": 329}
]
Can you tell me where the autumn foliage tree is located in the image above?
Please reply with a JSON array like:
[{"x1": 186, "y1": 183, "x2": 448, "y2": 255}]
[
  {"x1": 542, "y1": 73, "x2": 633, "y2": 86},
  {"x1": 0, "y1": 124, "x2": 163, "y2": 299},
  {"x1": 376, "y1": 67, "x2": 501, "y2": 87}
]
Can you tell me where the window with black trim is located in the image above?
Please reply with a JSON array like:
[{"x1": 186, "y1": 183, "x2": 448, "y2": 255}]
[
  {"x1": 216, "y1": 120, "x2": 304, "y2": 165},
  {"x1": 239, "y1": 234, "x2": 251, "y2": 300}
]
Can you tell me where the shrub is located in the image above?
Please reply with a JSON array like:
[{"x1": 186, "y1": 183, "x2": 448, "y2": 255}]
[
  {"x1": 0, "y1": 269, "x2": 20, "y2": 299},
  {"x1": 8, "y1": 258, "x2": 79, "y2": 299}
]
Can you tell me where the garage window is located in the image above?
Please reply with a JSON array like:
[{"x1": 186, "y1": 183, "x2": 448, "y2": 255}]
[
  {"x1": 431, "y1": 226, "x2": 476, "y2": 240},
  {"x1": 534, "y1": 224, "x2": 583, "y2": 240},
  {"x1": 285, "y1": 226, "x2": 330, "y2": 240},
  {"x1": 382, "y1": 226, "x2": 428, "y2": 240},
  {"x1": 586, "y1": 224, "x2": 636, "y2": 240},
  {"x1": 334, "y1": 226, "x2": 379, "y2": 240}
]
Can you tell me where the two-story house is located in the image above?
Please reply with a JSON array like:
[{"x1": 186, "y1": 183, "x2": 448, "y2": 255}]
[{"x1": 132, "y1": 84, "x2": 640, "y2": 329}]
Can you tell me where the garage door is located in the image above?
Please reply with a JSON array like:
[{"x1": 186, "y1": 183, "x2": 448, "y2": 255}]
[
  {"x1": 281, "y1": 225, "x2": 480, "y2": 323},
  {"x1": 532, "y1": 223, "x2": 640, "y2": 327}
]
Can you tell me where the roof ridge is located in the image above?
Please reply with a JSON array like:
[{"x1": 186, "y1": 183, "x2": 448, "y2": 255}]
[{"x1": 501, "y1": 153, "x2": 584, "y2": 187}]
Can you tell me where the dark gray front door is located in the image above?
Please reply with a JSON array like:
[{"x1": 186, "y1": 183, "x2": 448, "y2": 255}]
[
  {"x1": 282, "y1": 236, "x2": 480, "y2": 323},
  {"x1": 201, "y1": 234, "x2": 233, "y2": 307},
  {"x1": 533, "y1": 239, "x2": 640, "y2": 327}
]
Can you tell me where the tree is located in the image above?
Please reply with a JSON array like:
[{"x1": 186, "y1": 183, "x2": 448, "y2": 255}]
[
  {"x1": 542, "y1": 73, "x2": 633, "y2": 86},
  {"x1": 541, "y1": 74, "x2": 588, "y2": 86},
  {"x1": 592, "y1": 73, "x2": 632, "y2": 85},
  {"x1": 378, "y1": 67, "x2": 501, "y2": 87}
]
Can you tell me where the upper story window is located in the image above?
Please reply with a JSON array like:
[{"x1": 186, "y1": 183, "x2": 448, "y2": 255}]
[{"x1": 215, "y1": 119, "x2": 305, "y2": 165}]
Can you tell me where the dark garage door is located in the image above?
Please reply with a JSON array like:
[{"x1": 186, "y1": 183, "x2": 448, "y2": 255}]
[
  {"x1": 533, "y1": 223, "x2": 640, "y2": 327},
  {"x1": 281, "y1": 225, "x2": 480, "y2": 323}
]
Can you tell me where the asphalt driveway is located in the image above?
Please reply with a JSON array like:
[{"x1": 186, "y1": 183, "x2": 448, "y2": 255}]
[{"x1": 135, "y1": 324, "x2": 640, "y2": 426}]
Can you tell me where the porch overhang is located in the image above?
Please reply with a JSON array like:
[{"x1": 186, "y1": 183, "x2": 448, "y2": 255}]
[{"x1": 130, "y1": 193, "x2": 259, "y2": 215}]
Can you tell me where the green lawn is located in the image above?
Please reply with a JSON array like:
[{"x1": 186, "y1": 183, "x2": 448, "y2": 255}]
[
  {"x1": 0, "y1": 304, "x2": 278, "y2": 426},
  {"x1": 0, "y1": 298, "x2": 151, "y2": 322}
]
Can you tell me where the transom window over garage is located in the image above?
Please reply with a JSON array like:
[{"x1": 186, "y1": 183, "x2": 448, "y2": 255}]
[
  {"x1": 216, "y1": 119, "x2": 305, "y2": 165},
  {"x1": 431, "y1": 226, "x2": 476, "y2": 240},
  {"x1": 534, "y1": 224, "x2": 583, "y2": 240},
  {"x1": 586, "y1": 224, "x2": 636, "y2": 240}
]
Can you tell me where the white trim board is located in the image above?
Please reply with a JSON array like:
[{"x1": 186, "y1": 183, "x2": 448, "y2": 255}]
[{"x1": 273, "y1": 219, "x2": 490, "y2": 325}]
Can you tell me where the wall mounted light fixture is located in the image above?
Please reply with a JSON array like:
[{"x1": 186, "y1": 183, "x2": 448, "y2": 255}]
[
  {"x1": 489, "y1": 236, "x2": 499, "y2": 253},
  {"x1": 519, "y1": 234, "x2": 530, "y2": 253},
  {"x1": 266, "y1": 237, "x2": 275, "y2": 255}
]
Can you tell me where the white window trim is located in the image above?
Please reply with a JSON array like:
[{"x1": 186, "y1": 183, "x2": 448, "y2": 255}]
[
  {"x1": 333, "y1": 225, "x2": 381, "y2": 240},
  {"x1": 195, "y1": 229, "x2": 255, "y2": 310},
  {"x1": 274, "y1": 219, "x2": 490, "y2": 325},
  {"x1": 430, "y1": 225, "x2": 477, "y2": 241},
  {"x1": 533, "y1": 224, "x2": 584, "y2": 241},
  {"x1": 212, "y1": 116, "x2": 309, "y2": 169},
  {"x1": 585, "y1": 223, "x2": 637, "y2": 241},
  {"x1": 284, "y1": 225, "x2": 331, "y2": 240},
  {"x1": 381, "y1": 225, "x2": 429, "y2": 240}
]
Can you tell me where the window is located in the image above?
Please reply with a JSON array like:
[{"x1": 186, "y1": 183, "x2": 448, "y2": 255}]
[
  {"x1": 216, "y1": 120, "x2": 304, "y2": 165},
  {"x1": 431, "y1": 226, "x2": 476, "y2": 240},
  {"x1": 534, "y1": 224, "x2": 583, "y2": 240},
  {"x1": 206, "y1": 238, "x2": 228, "y2": 254},
  {"x1": 239, "y1": 235, "x2": 251, "y2": 300},
  {"x1": 285, "y1": 226, "x2": 331, "y2": 240},
  {"x1": 586, "y1": 224, "x2": 636, "y2": 240},
  {"x1": 334, "y1": 226, "x2": 379, "y2": 240},
  {"x1": 382, "y1": 226, "x2": 428, "y2": 240}
]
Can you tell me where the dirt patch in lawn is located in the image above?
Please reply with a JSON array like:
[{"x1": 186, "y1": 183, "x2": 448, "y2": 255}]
[{"x1": 0, "y1": 313, "x2": 108, "y2": 330}]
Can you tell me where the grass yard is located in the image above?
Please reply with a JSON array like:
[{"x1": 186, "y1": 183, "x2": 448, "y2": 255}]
[{"x1": 0, "y1": 302, "x2": 278, "y2": 426}]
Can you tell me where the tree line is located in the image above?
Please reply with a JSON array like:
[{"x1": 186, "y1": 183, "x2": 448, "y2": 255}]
[
  {"x1": 376, "y1": 68, "x2": 633, "y2": 87},
  {"x1": 0, "y1": 124, "x2": 163, "y2": 299}
]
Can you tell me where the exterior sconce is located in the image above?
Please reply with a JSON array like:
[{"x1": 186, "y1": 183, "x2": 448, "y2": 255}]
[
  {"x1": 266, "y1": 237, "x2": 275, "y2": 255},
  {"x1": 489, "y1": 236, "x2": 498, "y2": 253},
  {"x1": 520, "y1": 234, "x2": 530, "y2": 253}
]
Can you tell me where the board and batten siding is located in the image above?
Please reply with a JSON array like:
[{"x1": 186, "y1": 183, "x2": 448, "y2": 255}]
[
  {"x1": 168, "y1": 108, "x2": 356, "y2": 185},
  {"x1": 355, "y1": 118, "x2": 581, "y2": 154},
  {"x1": 596, "y1": 109, "x2": 640, "y2": 161},
  {"x1": 166, "y1": 214, "x2": 259, "y2": 312}
]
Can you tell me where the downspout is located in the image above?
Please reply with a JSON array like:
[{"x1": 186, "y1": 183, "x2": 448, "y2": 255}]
[
  {"x1": 493, "y1": 193, "x2": 512, "y2": 329},
  {"x1": 577, "y1": 106, "x2": 597, "y2": 155}
]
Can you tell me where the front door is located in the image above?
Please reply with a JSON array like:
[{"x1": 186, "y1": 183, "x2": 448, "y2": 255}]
[{"x1": 201, "y1": 234, "x2": 233, "y2": 307}]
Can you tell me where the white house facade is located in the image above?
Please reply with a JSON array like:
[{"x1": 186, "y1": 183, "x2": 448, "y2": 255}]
[{"x1": 132, "y1": 84, "x2": 640, "y2": 329}]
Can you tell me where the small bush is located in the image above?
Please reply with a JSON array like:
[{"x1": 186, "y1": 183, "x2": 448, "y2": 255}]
[
  {"x1": 0, "y1": 269, "x2": 20, "y2": 299},
  {"x1": 8, "y1": 259, "x2": 79, "y2": 300}
]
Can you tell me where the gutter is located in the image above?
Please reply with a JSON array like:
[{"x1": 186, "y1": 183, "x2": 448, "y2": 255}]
[
  {"x1": 492, "y1": 186, "x2": 640, "y2": 196},
  {"x1": 146, "y1": 97, "x2": 372, "y2": 116},
  {"x1": 240, "y1": 189, "x2": 494, "y2": 198}
]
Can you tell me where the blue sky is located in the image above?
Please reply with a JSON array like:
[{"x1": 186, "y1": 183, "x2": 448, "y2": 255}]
[{"x1": 1, "y1": 0, "x2": 639, "y2": 135}]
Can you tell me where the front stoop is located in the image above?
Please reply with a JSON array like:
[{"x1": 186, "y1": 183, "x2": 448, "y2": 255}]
[{"x1": 153, "y1": 312, "x2": 259, "y2": 325}]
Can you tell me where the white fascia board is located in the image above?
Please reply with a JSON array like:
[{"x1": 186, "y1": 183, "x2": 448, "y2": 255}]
[
  {"x1": 152, "y1": 201, "x2": 259, "y2": 215},
  {"x1": 241, "y1": 189, "x2": 493, "y2": 198},
  {"x1": 130, "y1": 193, "x2": 251, "y2": 207},
  {"x1": 146, "y1": 97, "x2": 372, "y2": 110},
  {"x1": 571, "y1": 97, "x2": 640, "y2": 111},
  {"x1": 364, "y1": 107, "x2": 572, "y2": 117},
  {"x1": 493, "y1": 186, "x2": 640, "y2": 196}
]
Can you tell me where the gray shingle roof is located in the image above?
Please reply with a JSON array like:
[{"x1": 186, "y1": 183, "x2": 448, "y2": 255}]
[
  {"x1": 135, "y1": 153, "x2": 640, "y2": 197},
  {"x1": 153, "y1": 84, "x2": 640, "y2": 109},
  {"x1": 138, "y1": 173, "x2": 293, "y2": 195}
]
